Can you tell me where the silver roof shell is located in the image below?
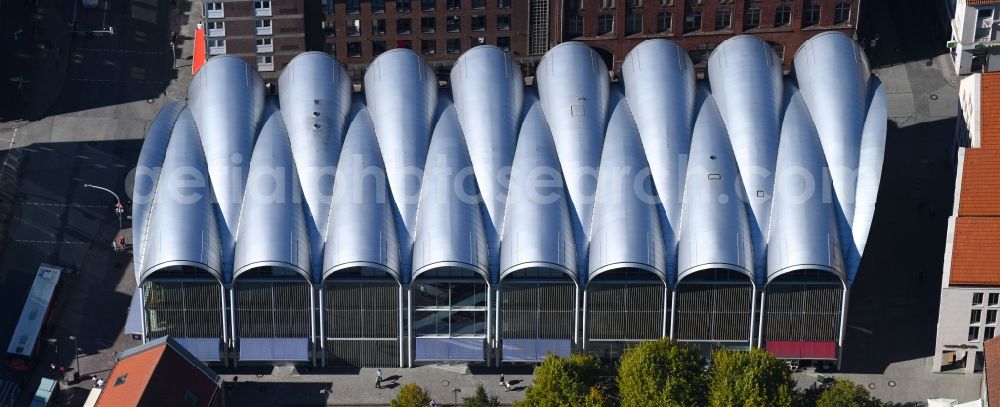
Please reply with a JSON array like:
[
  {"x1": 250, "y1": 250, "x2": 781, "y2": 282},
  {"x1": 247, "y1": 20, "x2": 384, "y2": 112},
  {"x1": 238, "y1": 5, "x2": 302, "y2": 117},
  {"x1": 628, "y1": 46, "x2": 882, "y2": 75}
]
[
  {"x1": 620, "y1": 39, "x2": 696, "y2": 285},
  {"x1": 363, "y1": 49, "x2": 438, "y2": 283},
  {"x1": 323, "y1": 101, "x2": 401, "y2": 281},
  {"x1": 677, "y1": 89, "x2": 754, "y2": 282},
  {"x1": 139, "y1": 108, "x2": 222, "y2": 282},
  {"x1": 767, "y1": 86, "x2": 845, "y2": 284},
  {"x1": 232, "y1": 103, "x2": 311, "y2": 281},
  {"x1": 588, "y1": 88, "x2": 666, "y2": 282},
  {"x1": 450, "y1": 46, "x2": 523, "y2": 281},
  {"x1": 499, "y1": 91, "x2": 577, "y2": 282},
  {"x1": 535, "y1": 41, "x2": 609, "y2": 282},
  {"x1": 132, "y1": 100, "x2": 186, "y2": 277},
  {"x1": 187, "y1": 56, "x2": 266, "y2": 280},
  {"x1": 848, "y1": 77, "x2": 887, "y2": 282},
  {"x1": 411, "y1": 97, "x2": 489, "y2": 280},
  {"x1": 278, "y1": 52, "x2": 353, "y2": 282},
  {"x1": 707, "y1": 36, "x2": 782, "y2": 285}
]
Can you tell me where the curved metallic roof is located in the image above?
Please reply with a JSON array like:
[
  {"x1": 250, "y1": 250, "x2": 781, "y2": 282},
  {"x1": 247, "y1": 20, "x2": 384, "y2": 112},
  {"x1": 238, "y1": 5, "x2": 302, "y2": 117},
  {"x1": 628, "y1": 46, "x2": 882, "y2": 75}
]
[
  {"x1": 849, "y1": 77, "x2": 887, "y2": 282},
  {"x1": 450, "y1": 45, "x2": 523, "y2": 281},
  {"x1": 132, "y1": 100, "x2": 186, "y2": 277},
  {"x1": 767, "y1": 86, "x2": 845, "y2": 284},
  {"x1": 278, "y1": 52, "x2": 353, "y2": 281},
  {"x1": 411, "y1": 97, "x2": 489, "y2": 280},
  {"x1": 232, "y1": 103, "x2": 311, "y2": 281},
  {"x1": 677, "y1": 89, "x2": 754, "y2": 282},
  {"x1": 499, "y1": 91, "x2": 577, "y2": 282},
  {"x1": 139, "y1": 108, "x2": 222, "y2": 282},
  {"x1": 620, "y1": 39, "x2": 695, "y2": 285},
  {"x1": 588, "y1": 88, "x2": 666, "y2": 282},
  {"x1": 363, "y1": 49, "x2": 438, "y2": 283},
  {"x1": 187, "y1": 55, "x2": 266, "y2": 281},
  {"x1": 707, "y1": 36, "x2": 782, "y2": 285},
  {"x1": 323, "y1": 100, "x2": 401, "y2": 281},
  {"x1": 536, "y1": 41, "x2": 609, "y2": 282}
]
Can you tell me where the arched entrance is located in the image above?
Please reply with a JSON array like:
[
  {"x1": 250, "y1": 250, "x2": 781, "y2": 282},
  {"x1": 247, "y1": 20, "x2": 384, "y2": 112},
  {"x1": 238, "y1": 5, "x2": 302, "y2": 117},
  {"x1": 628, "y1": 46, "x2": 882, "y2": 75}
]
[
  {"x1": 674, "y1": 268, "x2": 755, "y2": 356},
  {"x1": 141, "y1": 266, "x2": 226, "y2": 362},
  {"x1": 322, "y1": 266, "x2": 402, "y2": 367},
  {"x1": 762, "y1": 269, "x2": 845, "y2": 365},
  {"x1": 231, "y1": 266, "x2": 313, "y2": 364},
  {"x1": 498, "y1": 267, "x2": 577, "y2": 363},
  {"x1": 585, "y1": 268, "x2": 667, "y2": 361},
  {"x1": 409, "y1": 266, "x2": 490, "y2": 365}
]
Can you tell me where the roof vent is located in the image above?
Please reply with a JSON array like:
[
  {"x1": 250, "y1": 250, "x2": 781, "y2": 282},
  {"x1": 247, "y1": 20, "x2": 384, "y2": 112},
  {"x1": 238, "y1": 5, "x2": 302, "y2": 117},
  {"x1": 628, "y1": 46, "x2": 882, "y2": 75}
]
[{"x1": 115, "y1": 374, "x2": 128, "y2": 387}]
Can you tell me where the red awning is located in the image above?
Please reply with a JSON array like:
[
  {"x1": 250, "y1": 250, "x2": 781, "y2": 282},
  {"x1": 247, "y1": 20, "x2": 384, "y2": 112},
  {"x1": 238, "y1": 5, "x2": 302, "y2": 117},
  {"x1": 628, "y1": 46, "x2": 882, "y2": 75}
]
[
  {"x1": 766, "y1": 341, "x2": 837, "y2": 360},
  {"x1": 192, "y1": 24, "x2": 206, "y2": 75}
]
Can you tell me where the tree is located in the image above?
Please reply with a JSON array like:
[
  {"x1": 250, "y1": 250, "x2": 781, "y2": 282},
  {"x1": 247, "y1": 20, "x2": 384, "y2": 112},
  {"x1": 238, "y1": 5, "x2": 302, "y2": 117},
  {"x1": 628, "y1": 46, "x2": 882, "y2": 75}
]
[
  {"x1": 516, "y1": 353, "x2": 608, "y2": 407},
  {"x1": 815, "y1": 379, "x2": 882, "y2": 407},
  {"x1": 617, "y1": 339, "x2": 708, "y2": 407},
  {"x1": 391, "y1": 383, "x2": 432, "y2": 407},
  {"x1": 708, "y1": 348, "x2": 795, "y2": 407},
  {"x1": 463, "y1": 384, "x2": 501, "y2": 407}
]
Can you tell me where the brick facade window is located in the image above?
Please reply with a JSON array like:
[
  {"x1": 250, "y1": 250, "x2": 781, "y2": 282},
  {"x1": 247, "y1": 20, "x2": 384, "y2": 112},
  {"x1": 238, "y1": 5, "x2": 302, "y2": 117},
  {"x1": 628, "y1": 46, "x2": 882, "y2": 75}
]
[
  {"x1": 775, "y1": 5, "x2": 791, "y2": 27},
  {"x1": 656, "y1": 11, "x2": 671, "y2": 33},
  {"x1": 685, "y1": 9, "x2": 702, "y2": 32},
  {"x1": 626, "y1": 11, "x2": 642, "y2": 35},
  {"x1": 804, "y1": 5, "x2": 821, "y2": 26},
  {"x1": 599, "y1": 14, "x2": 615, "y2": 35},
  {"x1": 834, "y1": 2, "x2": 851, "y2": 24},
  {"x1": 715, "y1": 8, "x2": 732, "y2": 30},
  {"x1": 744, "y1": 7, "x2": 761, "y2": 29}
]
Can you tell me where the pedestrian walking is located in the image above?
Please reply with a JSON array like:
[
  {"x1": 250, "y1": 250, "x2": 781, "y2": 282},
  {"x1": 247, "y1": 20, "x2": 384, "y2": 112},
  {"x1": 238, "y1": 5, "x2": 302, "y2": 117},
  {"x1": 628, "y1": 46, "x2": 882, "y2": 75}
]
[
  {"x1": 96, "y1": 378, "x2": 105, "y2": 388},
  {"x1": 91, "y1": 376, "x2": 97, "y2": 386},
  {"x1": 375, "y1": 369, "x2": 383, "y2": 389},
  {"x1": 499, "y1": 373, "x2": 506, "y2": 388}
]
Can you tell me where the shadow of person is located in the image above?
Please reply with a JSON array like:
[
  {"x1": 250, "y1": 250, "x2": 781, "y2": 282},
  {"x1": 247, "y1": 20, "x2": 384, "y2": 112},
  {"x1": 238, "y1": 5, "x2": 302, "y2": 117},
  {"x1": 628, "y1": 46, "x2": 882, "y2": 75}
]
[
  {"x1": 385, "y1": 375, "x2": 401, "y2": 382},
  {"x1": 384, "y1": 382, "x2": 400, "y2": 390},
  {"x1": 508, "y1": 380, "x2": 522, "y2": 386},
  {"x1": 512, "y1": 386, "x2": 526, "y2": 392}
]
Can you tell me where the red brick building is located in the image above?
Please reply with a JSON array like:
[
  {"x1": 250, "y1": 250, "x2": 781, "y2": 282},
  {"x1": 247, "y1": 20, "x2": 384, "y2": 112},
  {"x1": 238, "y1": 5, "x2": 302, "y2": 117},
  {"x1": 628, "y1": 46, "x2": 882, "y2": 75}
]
[
  {"x1": 557, "y1": 0, "x2": 859, "y2": 72},
  {"x1": 203, "y1": 0, "x2": 308, "y2": 79}
]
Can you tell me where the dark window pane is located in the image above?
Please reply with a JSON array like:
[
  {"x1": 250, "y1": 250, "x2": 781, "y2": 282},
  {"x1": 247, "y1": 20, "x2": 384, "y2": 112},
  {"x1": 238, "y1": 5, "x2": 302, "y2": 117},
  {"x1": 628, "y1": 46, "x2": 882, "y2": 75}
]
[
  {"x1": 744, "y1": 7, "x2": 760, "y2": 29},
  {"x1": 834, "y1": 3, "x2": 850, "y2": 24},
  {"x1": 472, "y1": 15, "x2": 486, "y2": 31},
  {"x1": 414, "y1": 282, "x2": 448, "y2": 307},
  {"x1": 447, "y1": 15, "x2": 461, "y2": 32},
  {"x1": 422, "y1": 39, "x2": 437, "y2": 54},
  {"x1": 472, "y1": 0, "x2": 485, "y2": 9},
  {"x1": 447, "y1": 38, "x2": 462, "y2": 53},
  {"x1": 657, "y1": 12, "x2": 671, "y2": 32},
  {"x1": 497, "y1": 14, "x2": 511, "y2": 30},
  {"x1": 372, "y1": 0, "x2": 385, "y2": 12},
  {"x1": 397, "y1": 0, "x2": 412, "y2": 12},
  {"x1": 626, "y1": 11, "x2": 642, "y2": 35},
  {"x1": 346, "y1": 0, "x2": 359, "y2": 14},
  {"x1": 498, "y1": 0, "x2": 510, "y2": 7},
  {"x1": 347, "y1": 42, "x2": 362, "y2": 58},
  {"x1": 715, "y1": 8, "x2": 731, "y2": 30},
  {"x1": 775, "y1": 5, "x2": 791, "y2": 26},
  {"x1": 685, "y1": 10, "x2": 701, "y2": 32},
  {"x1": 397, "y1": 18, "x2": 412, "y2": 34},
  {"x1": 598, "y1": 14, "x2": 614, "y2": 35},
  {"x1": 497, "y1": 36, "x2": 510, "y2": 51},
  {"x1": 448, "y1": 0, "x2": 460, "y2": 10},
  {"x1": 422, "y1": 0, "x2": 435, "y2": 11},
  {"x1": 422, "y1": 17, "x2": 436, "y2": 33},
  {"x1": 372, "y1": 19, "x2": 386, "y2": 35},
  {"x1": 414, "y1": 311, "x2": 449, "y2": 336},
  {"x1": 372, "y1": 40, "x2": 386, "y2": 56},
  {"x1": 451, "y1": 311, "x2": 486, "y2": 336}
]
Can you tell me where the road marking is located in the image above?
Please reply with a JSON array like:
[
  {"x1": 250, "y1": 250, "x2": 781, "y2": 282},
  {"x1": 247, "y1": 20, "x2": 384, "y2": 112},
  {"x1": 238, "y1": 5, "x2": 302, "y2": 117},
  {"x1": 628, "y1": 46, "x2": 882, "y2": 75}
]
[
  {"x1": 22, "y1": 202, "x2": 108, "y2": 208},
  {"x1": 76, "y1": 48, "x2": 165, "y2": 55},
  {"x1": 14, "y1": 239, "x2": 90, "y2": 245},
  {"x1": 848, "y1": 325, "x2": 872, "y2": 335},
  {"x1": 69, "y1": 78, "x2": 167, "y2": 85}
]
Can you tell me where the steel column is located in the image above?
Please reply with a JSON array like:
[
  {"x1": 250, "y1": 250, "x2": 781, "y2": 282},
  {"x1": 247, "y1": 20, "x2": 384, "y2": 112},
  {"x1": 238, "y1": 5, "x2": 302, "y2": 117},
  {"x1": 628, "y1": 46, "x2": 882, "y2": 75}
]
[
  {"x1": 757, "y1": 290, "x2": 767, "y2": 349},
  {"x1": 219, "y1": 283, "x2": 228, "y2": 366},
  {"x1": 399, "y1": 283, "x2": 404, "y2": 368},
  {"x1": 319, "y1": 284, "x2": 326, "y2": 368},
  {"x1": 669, "y1": 288, "x2": 677, "y2": 340},
  {"x1": 749, "y1": 286, "x2": 757, "y2": 347},
  {"x1": 229, "y1": 286, "x2": 238, "y2": 367},
  {"x1": 309, "y1": 285, "x2": 317, "y2": 367}
]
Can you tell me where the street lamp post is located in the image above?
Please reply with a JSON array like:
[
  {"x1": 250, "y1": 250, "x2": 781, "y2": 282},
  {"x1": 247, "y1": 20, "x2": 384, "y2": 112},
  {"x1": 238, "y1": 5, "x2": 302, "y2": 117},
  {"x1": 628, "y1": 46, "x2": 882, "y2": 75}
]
[
  {"x1": 69, "y1": 335, "x2": 81, "y2": 382},
  {"x1": 83, "y1": 183, "x2": 123, "y2": 229}
]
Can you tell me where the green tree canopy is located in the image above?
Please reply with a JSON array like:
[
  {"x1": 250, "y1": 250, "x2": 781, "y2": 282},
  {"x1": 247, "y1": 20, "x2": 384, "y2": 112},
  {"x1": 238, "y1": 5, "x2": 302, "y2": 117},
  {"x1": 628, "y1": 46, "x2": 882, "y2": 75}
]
[
  {"x1": 391, "y1": 383, "x2": 432, "y2": 407},
  {"x1": 708, "y1": 348, "x2": 795, "y2": 407},
  {"x1": 463, "y1": 384, "x2": 501, "y2": 407},
  {"x1": 815, "y1": 379, "x2": 883, "y2": 407},
  {"x1": 617, "y1": 339, "x2": 708, "y2": 407},
  {"x1": 517, "y1": 353, "x2": 608, "y2": 407}
]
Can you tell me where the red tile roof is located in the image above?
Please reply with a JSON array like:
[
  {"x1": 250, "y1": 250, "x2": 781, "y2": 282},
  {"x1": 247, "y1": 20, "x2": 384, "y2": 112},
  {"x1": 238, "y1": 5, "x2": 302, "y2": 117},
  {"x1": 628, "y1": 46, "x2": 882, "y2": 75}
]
[
  {"x1": 969, "y1": 0, "x2": 1000, "y2": 6},
  {"x1": 982, "y1": 73, "x2": 1000, "y2": 149},
  {"x1": 959, "y1": 149, "x2": 1000, "y2": 216},
  {"x1": 950, "y1": 217, "x2": 1000, "y2": 285},
  {"x1": 986, "y1": 337, "x2": 1000, "y2": 406},
  {"x1": 96, "y1": 339, "x2": 219, "y2": 407}
]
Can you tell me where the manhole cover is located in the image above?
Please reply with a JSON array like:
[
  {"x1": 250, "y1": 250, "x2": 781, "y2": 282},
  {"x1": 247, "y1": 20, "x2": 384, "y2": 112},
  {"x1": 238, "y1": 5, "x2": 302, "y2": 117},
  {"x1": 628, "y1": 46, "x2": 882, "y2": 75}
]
[
  {"x1": 147, "y1": 99, "x2": 155, "y2": 104},
  {"x1": 930, "y1": 94, "x2": 939, "y2": 100},
  {"x1": 888, "y1": 381, "x2": 896, "y2": 387},
  {"x1": 868, "y1": 383, "x2": 876, "y2": 389}
]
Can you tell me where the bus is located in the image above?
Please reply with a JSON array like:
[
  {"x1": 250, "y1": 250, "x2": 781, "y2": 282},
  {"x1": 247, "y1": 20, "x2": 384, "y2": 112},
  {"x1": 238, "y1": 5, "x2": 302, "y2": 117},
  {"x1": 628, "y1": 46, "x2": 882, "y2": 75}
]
[{"x1": 5, "y1": 265, "x2": 63, "y2": 371}]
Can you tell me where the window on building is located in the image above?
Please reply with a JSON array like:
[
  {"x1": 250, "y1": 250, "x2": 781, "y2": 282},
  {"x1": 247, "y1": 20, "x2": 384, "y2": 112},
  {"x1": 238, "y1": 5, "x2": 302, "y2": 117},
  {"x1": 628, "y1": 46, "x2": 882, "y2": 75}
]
[
  {"x1": 447, "y1": 16, "x2": 461, "y2": 32},
  {"x1": 255, "y1": 37, "x2": 273, "y2": 53},
  {"x1": 497, "y1": 14, "x2": 511, "y2": 30},
  {"x1": 347, "y1": 42, "x2": 362, "y2": 58},
  {"x1": 397, "y1": 0, "x2": 412, "y2": 12},
  {"x1": 973, "y1": 309, "x2": 983, "y2": 324},
  {"x1": 715, "y1": 8, "x2": 732, "y2": 30},
  {"x1": 448, "y1": 0, "x2": 460, "y2": 10},
  {"x1": 567, "y1": 0, "x2": 582, "y2": 9},
  {"x1": 626, "y1": 11, "x2": 642, "y2": 35},
  {"x1": 207, "y1": 39, "x2": 226, "y2": 55},
  {"x1": 472, "y1": 15, "x2": 486, "y2": 31},
  {"x1": 971, "y1": 326, "x2": 981, "y2": 341},
  {"x1": 346, "y1": 0, "x2": 360, "y2": 14},
  {"x1": 255, "y1": 19, "x2": 273, "y2": 35},
  {"x1": 685, "y1": 9, "x2": 702, "y2": 32},
  {"x1": 497, "y1": 36, "x2": 510, "y2": 51},
  {"x1": 834, "y1": 2, "x2": 851, "y2": 24},
  {"x1": 975, "y1": 293, "x2": 985, "y2": 306},
  {"x1": 498, "y1": 0, "x2": 511, "y2": 7},
  {"x1": 207, "y1": 21, "x2": 225, "y2": 37},
  {"x1": 372, "y1": 0, "x2": 385, "y2": 12},
  {"x1": 627, "y1": 0, "x2": 641, "y2": 7},
  {"x1": 775, "y1": 5, "x2": 791, "y2": 27},
  {"x1": 373, "y1": 19, "x2": 386, "y2": 35},
  {"x1": 602, "y1": 0, "x2": 615, "y2": 8},
  {"x1": 771, "y1": 42, "x2": 785, "y2": 61},
  {"x1": 323, "y1": 20, "x2": 336, "y2": 37},
  {"x1": 253, "y1": 1, "x2": 271, "y2": 17},
  {"x1": 989, "y1": 310, "x2": 998, "y2": 324},
  {"x1": 569, "y1": 15, "x2": 584, "y2": 38},
  {"x1": 372, "y1": 40, "x2": 386, "y2": 56},
  {"x1": 256, "y1": 55, "x2": 274, "y2": 72},
  {"x1": 990, "y1": 293, "x2": 999, "y2": 306},
  {"x1": 447, "y1": 38, "x2": 462, "y2": 53},
  {"x1": 988, "y1": 327, "x2": 997, "y2": 340},
  {"x1": 598, "y1": 14, "x2": 614, "y2": 35},
  {"x1": 472, "y1": 0, "x2": 486, "y2": 9},
  {"x1": 327, "y1": 42, "x2": 336, "y2": 56},
  {"x1": 422, "y1": 0, "x2": 435, "y2": 11},
  {"x1": 660, "y1": 0, "x2": 672, "y2": 5},
  {"x1": 744, "y1": 7, "x2": 761, "y2": 29},
  {"x1": 656, "y1": 12, "x2": 671, "y2": 33},
  {"x1": 206, "y1": 2, "x2": 224, "y2": 18},
  {"x1": 422, "y1": 17, "x2": 437, "y2": 33},
  {"x1": 347, "y1": 19, "x2": 360, "y2": 36},
  {"x1": 689, "y1": 43, "x2": 715, "y2": 64},
  {"x1": 804, "y1": 5, "x2": 821, "y2": 26},
  {"x1": 422, "y1": 39, "x2": 437, "y2": 54},
  {"x1": 397, "y1": 18, "x2": 412, "y2": 34}
]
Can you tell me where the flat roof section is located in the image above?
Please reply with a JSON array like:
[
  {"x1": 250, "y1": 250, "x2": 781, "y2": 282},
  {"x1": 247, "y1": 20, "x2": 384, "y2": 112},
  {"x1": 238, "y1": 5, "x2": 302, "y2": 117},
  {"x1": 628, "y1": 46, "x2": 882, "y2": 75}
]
[
  {"x1": 960, "y1": 149, "x2": 1000, "y2": 216},
  {"x1": 950, "y1": 217, "x2": 1000, "y2": 286}
]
